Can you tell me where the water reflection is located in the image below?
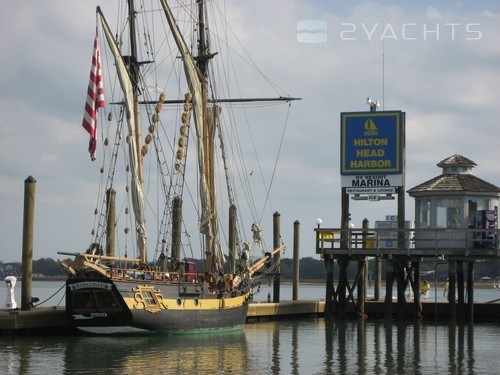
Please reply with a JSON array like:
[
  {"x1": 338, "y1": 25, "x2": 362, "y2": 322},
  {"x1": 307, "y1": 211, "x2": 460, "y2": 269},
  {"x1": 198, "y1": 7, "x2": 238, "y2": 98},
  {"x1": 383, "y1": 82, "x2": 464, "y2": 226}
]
[
  {"x1": 63, "y1": 330, "x2": 249, "y2": 374},
  {"x1": 320, "y1": 320, "x2": 482, "y2": 375},
  {"x1": 1, "y1": 320, "x2": 498, "y2": 374}
]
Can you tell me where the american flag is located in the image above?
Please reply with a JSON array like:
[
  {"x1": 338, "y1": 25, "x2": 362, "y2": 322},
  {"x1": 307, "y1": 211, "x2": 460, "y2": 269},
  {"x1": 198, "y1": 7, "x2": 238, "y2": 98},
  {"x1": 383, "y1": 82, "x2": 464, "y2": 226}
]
[{"x1": 82, "y1": 27, "x2": 105, "y2": 161}]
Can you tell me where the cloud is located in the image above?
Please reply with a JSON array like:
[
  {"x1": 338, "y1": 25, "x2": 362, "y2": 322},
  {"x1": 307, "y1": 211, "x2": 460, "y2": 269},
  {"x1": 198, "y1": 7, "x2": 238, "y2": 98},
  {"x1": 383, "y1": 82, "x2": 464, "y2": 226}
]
[{"x1": 1, "y1": 1, "x2": 499, "y2": 262}]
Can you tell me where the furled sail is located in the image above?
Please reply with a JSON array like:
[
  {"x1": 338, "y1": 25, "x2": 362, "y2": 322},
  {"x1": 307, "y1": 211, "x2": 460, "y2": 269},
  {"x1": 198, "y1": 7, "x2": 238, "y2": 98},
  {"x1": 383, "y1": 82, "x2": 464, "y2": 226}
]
[
  {"x1": 160, "y1": 0, "x2": 224, "y2": 271},
  {"x1": 97, "y1": 8, "x2": 148, "y2": 262}
]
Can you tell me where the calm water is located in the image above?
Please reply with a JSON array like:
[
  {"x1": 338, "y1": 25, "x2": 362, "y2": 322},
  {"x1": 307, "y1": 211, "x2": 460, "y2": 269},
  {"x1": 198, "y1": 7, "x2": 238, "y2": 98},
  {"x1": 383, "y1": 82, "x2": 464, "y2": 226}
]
[
  {"x1": 2, "y1": 281, "x2": 499, "y2": 374},
  {"x1": 1, "y1": 319, "x2": 499, "y2": 374}
]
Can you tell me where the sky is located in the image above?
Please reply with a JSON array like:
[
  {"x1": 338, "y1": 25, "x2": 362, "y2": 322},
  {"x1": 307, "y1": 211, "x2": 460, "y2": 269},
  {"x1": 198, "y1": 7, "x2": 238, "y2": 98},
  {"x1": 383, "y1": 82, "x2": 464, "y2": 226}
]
[{"x1": 1, "y1": 0, "x2": 499, "y2": 263}]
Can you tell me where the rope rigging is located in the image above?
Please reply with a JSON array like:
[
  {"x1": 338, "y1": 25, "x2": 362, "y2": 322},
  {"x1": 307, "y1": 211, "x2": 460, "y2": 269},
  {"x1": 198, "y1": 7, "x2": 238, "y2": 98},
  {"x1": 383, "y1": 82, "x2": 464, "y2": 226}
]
[{"x1": 88, "y1": 0, "x2": 297, "y2": 270}]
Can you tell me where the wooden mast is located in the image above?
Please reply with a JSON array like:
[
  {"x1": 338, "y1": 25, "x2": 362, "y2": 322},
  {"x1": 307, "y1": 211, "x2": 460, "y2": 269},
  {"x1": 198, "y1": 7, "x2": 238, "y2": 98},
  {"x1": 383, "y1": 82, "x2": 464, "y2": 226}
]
[
  {"x1": 127, "y1": 0, "x2": 146, "y2": 263},
  {"x1": 196, "y1": 0, "x2": 217, "y2": 273}
]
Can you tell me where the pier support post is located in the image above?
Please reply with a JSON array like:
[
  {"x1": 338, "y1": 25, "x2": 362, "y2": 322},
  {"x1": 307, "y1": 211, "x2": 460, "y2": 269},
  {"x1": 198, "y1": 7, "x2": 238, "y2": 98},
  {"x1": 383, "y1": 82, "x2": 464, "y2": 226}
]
[
  {"x1": 385, "y1": 259, "x2": 394, "y2": 320},
  {"x1": 336, "y1": 188, "x2": 349, "y2": 319},
  {"x1": 21, "y1": 176, "x2": 36, "y2": 311},
  {"x1": 375, "y1": 255, "x2": 382, "y2": 301},
  {"x1": 467, "y1": 261, "x2": 475, "y2": 322},
  {"x1": 448, "y1": 260, "x2": 457, "y2": 323},
  {"x1": 413, "y1": 260, "x2": 422, "y2": 319},
  {"x1": 293, "y1": 220, "x2": 300, "y2": 301},
  {"x1": 337, "y1": 257, "x2": 349, "y2": 319},
  {"x1": 357, "y1": 219, "x2": 369, "y2": 314},
  {"x1": 457, "y1": 261, "x2": 465, "y2": 320},
  {"x1": 324, "y1": 254, "x2": 334, "y2": 318},
  {"x1": 394, "y1": 260, "x2": 408, "y2": 318},
  {"x1": 357, "y1": 258, "x2": 366, "y2": 317},
  {"x1": 272, "y1": 211, "x2": 281, "y2": 303}
]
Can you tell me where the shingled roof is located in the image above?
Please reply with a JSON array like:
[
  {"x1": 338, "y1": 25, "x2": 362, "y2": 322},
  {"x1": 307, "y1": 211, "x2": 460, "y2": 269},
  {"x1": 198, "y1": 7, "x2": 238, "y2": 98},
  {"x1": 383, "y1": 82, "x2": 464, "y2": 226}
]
[
  {"x1": 436, "y1": 154, "x2": 476, "y2": 169},
  {"x1": 408, "y1": 155, "x2": 500, "y2": 195}
]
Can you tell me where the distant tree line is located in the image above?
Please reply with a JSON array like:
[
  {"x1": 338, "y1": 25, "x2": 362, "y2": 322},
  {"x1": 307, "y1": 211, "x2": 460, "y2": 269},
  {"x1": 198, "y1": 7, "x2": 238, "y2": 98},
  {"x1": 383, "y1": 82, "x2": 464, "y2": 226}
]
[
  {"x1": 1, "y1": 257, "x2": 498, "y2": 281},
  {"x1": 1, "y1": 257, "x2": 329, "y2": 279},
  {"x1": 1, "y1": 258, "x2": 68, "y2": 278}
]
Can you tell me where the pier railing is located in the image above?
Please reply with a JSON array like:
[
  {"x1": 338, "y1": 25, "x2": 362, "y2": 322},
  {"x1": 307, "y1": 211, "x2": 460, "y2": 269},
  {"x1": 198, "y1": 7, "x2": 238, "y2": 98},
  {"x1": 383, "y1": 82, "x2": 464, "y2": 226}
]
[{"x1": 315, "y1": 227, "x2": 500, "y2": 258}]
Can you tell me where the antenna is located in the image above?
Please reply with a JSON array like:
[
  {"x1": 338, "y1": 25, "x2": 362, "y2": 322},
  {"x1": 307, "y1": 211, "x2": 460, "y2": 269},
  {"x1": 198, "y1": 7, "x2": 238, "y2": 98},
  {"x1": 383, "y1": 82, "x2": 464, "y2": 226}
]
[{"x1": 382, "y1": 36, "x2": 385, "y2": 110}]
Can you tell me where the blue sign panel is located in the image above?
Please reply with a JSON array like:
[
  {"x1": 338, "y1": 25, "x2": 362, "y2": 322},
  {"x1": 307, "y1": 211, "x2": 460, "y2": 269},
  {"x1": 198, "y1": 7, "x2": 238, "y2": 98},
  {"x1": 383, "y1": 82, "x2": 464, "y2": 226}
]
[{"x1": 341, "y1": 111, "x2": 404, "y2": 175}]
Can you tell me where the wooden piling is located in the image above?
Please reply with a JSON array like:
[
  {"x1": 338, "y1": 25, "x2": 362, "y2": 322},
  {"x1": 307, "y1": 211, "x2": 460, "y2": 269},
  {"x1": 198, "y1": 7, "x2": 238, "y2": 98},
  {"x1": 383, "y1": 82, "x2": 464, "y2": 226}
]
[
  {"x1": 448, "y1": 260, "x2": 457, "y2": 323},
  {"x1": 467, "y1": 261, "x2": 475, "y2": 322},
  {"x1": 272, "y1": 211, "x2": 281, "y2": 303},
  {"x1": 394, "y1": 260, "x2": 407, "y2": 319},
  {"x1": 324, "y1": 254, "x2": 334, "y2": 318},
  {"x1": 457, "y1": 260, "x2": 465, "y2": 320},
  {"x1": 357, "y1": 219, "x2": 369, "y2": 315},
  {"x1": 105, "y1": 188, "x2": 116, "y2": 259},
  {"x1": 413, "y1": 260, "x2": 422, "y2": 319},
  {"x1": 21, "y1": 176, "x2": 36, "y2": 311},
  {"x1": 375, "y1": 255, "x2": 382, "y2": 301},
  {"x1": 171, "y1": 196, "x2": 182, "y2": 264},
  {"x1": 384, "y1": 259, "x2": 394, "y2": 320},
  {"x1": 292, "y1": 220, "x2": 300, "y2": 301},
  {"x1": 337, "y1": 257, "x2": 348, "y2": 319},
  {"x1": 228, "y1": 204, "x2": 237, "y2": 274}
]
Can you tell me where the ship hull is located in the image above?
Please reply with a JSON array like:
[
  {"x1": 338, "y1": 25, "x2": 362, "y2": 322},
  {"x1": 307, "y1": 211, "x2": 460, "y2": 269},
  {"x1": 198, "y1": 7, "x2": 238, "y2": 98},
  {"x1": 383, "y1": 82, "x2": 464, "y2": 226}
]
[{"x1": 65, "y1": 277, "x2": 249, "y2": 334}]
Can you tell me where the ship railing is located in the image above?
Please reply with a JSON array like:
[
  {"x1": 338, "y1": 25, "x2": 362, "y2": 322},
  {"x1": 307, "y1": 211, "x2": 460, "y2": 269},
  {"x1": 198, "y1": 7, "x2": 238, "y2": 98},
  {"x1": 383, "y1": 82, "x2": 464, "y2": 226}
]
[{"x1": 106, "y1": 267, "x2": 201, "y2": 283}]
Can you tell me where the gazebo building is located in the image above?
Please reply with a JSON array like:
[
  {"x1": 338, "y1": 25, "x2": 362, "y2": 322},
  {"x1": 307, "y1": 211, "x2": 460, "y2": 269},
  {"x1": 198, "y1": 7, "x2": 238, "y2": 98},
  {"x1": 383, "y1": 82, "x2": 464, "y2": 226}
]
[{"x1": 408, "y1": 154, "x2": 500, "y2": 250}]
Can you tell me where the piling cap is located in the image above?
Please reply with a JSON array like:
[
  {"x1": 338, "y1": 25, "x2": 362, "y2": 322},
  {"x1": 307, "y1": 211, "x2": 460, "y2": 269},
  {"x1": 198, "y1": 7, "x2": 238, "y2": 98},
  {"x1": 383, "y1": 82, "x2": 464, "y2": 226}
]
[{"x1": 25, "y1": 175, "x2": 36, "y2": 183}]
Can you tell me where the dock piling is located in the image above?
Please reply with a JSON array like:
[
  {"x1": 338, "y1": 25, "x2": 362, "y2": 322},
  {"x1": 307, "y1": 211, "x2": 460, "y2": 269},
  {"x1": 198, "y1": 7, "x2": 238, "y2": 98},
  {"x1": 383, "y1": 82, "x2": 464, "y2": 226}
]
[
  {"x1": 272, "y1": 211, "x2": 281, "y2": 303},
  {"x1": 21, "y1": 176, "x2": 36, "y2": 311},
  {"x1": 293, "y1": 220, "x2": 300, "y2": 301}
]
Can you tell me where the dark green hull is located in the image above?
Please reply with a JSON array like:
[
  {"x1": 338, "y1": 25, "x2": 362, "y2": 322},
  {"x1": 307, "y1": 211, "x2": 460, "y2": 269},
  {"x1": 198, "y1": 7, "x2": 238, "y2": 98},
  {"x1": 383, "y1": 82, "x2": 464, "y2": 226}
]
[{"x1": 65, "y1": 277, "x2": 249, "y2": 334}]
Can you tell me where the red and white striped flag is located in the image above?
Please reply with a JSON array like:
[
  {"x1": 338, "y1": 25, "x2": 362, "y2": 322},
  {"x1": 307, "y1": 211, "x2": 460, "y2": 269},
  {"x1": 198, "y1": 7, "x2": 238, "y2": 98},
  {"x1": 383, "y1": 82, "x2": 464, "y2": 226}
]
[{"x1": 82, "y1": 27, "x2": 105, "y2": 161}]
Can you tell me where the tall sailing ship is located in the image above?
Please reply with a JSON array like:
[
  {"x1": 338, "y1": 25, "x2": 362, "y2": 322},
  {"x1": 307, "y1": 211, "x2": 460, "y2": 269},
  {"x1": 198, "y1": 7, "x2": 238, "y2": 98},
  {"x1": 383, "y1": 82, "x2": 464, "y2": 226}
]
[{"x1": 59, "y1": 0, "x2": 298, "y2": 334}]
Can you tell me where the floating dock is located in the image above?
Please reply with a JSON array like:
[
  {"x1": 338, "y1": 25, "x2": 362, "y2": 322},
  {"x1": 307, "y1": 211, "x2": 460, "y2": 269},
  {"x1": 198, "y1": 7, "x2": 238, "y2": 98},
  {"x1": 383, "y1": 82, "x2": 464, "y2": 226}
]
[
  {"x1": 247, "y1": 300, "x2": 326, "y2": 321},
  {"x1": 0, "y1": 307, "x2": 73, "y2": 335},
  {"x1": 2, "y1": 300, "x2": 498, "y2": 335},
  {"x1": 247, "y1": 300, "x2": 500, "y2": 322}
]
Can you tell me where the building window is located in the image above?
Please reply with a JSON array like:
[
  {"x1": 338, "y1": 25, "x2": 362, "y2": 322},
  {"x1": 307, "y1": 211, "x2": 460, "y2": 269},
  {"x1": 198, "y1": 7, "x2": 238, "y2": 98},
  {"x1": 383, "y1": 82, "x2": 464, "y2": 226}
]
[
  {"x1": 469, "y1": 198, "x2": 489, "y2": 211},
  {"x1": 436, "y1": 199, "x2": 461, "y2": 228},
  {"x1": 418, "y1": 200, "x2": 430, "y2": 228}
]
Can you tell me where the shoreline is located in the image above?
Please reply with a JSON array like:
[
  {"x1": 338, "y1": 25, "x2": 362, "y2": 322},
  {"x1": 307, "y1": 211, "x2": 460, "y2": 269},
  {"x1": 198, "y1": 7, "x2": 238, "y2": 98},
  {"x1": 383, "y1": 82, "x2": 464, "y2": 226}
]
[
  {"x1": 7, "y1": 276, "x2": 497, "y2": 290},
  {"x1": 278, "y1": 279, "x2": 497, "y2": 289}
]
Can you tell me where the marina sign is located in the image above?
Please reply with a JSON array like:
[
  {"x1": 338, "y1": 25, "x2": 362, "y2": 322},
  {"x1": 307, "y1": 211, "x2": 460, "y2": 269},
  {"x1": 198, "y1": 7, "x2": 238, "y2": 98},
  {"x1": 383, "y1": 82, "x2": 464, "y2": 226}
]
[
  {"x1": 346, "y1": 187, "x2": 396, "y2": 194},
  {"x1": 342, "y1": 174, "x2": 403, "y2": 189},
  {"x1": 340, "y1": 110, "x2": 404, "y2": 176}
]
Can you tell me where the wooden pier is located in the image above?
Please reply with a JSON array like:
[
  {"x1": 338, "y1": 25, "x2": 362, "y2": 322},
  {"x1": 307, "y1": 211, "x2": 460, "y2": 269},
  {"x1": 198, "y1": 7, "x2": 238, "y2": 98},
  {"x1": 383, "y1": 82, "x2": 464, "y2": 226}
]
[
  {"x1": 247, "y1": 301, "x2": 325, "y2": 321},
  {"x1": 0, "y1": 307, "x2": 74, "y2": 335},
  {"x1": 246, "y1": 300, "x2": 500, "y2": 322},
  {"x1": 2, "y1": 298, "x2": 499, "y2": 335},
  {"x1": 316, "y1": 226, "x2": 500, "y2": 322}
]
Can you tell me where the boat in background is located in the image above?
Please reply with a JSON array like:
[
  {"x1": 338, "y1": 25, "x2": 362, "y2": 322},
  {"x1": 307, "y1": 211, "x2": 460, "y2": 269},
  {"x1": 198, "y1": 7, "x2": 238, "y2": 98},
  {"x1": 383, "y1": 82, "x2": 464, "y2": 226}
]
[{"x1": 59, "y1": 0, "x2": 298, "y2": 334}]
